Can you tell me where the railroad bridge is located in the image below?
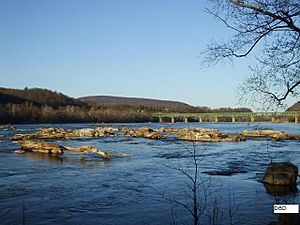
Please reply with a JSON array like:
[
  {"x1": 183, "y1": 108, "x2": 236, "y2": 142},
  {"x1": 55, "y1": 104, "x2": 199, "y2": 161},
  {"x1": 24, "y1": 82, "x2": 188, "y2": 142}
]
[{"x1": 152, "y1": 112, "x2": 300, "y2": 123}]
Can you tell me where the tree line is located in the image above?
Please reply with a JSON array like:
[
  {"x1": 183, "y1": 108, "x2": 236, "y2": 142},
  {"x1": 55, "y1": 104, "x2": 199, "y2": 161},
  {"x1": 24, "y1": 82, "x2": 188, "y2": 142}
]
[{"x1": 0, "y1": 87, "x2": 252, "y2": 124}]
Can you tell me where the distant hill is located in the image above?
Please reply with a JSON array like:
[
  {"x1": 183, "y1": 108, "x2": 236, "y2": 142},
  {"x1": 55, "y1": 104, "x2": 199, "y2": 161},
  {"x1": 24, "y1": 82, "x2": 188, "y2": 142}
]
[
  {"x1": 0, "y1": 87, "x2": 85, "y2": 108},
  {"x1": 286, "y1": 101, "x2": 300, "y2": 111},
  {"x1": 79, "y1": 96, "x2": 252, "y2": 113},
  {"x1": 79, "y1": 96, "x2": 197, "y2": 112}
]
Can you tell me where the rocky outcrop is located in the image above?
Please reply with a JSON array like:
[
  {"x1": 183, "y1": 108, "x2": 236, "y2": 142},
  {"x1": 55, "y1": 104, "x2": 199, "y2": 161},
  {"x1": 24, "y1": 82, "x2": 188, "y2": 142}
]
[
  {"x1": 16, "y1": 140, "x2": 132, "y2": 159},
  {"x1": 157, "y1": 127, "x2": 182, "y2": 135},
  {"x1": 11, "y1": 127, "x2": 117, "y2": 141},
  {"x1": 120, "y1": 127, "x2": 166, "y2": 139},
  {"x1": 263, "y1": 162, "x2": 298, "y2": 186},
  {"x1": 242, "y1": 130, "x2": 300, "y2": 140},
  {"x1": 178, "y1": 128, "x2": 229, "y2": 142},
  {"x1": 177, "y1": 128, "x2": 246, "y2": 142},
  {"x1": 10, "y1": 126, "x2": 300, "y2": 142},
  {"x1": 17, "y1": 140, "x2": 66, "y2": 154}
]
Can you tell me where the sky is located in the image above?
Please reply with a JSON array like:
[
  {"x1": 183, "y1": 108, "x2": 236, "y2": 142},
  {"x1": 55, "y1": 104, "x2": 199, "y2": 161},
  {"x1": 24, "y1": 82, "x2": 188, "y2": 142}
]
[{"x1": 0, "y1": 0, "x2": 296, "y2": 109}]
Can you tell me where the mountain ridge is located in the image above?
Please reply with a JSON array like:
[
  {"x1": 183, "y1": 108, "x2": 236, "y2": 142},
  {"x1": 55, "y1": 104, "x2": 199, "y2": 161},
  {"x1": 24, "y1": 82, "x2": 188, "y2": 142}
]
[
  {"x1": 78, "y1": 95, "x2": 197, "y2": 112},
  {"x1": 286, "y1": 101, "x2": 300, "y2": 111}
]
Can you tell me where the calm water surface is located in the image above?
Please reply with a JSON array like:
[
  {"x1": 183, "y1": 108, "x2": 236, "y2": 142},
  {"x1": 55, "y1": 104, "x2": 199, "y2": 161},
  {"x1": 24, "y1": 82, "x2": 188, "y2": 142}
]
[{"x1": 0, "y1": 123, "x2": 299, "y2": 225}]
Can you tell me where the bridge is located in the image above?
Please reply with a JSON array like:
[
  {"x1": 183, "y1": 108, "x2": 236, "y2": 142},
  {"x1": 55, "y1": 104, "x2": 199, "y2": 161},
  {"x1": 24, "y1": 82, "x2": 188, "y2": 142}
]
[{"x1": 152, "y1": 111, "x2": 300, "y2": 123}]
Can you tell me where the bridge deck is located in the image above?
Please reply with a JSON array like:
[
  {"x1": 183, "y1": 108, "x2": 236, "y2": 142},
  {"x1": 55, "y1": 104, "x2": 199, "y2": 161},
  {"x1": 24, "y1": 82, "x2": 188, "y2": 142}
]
[
  {"x1": 152, "y1": 111, "x2": 299, "y2": 118},
  {"x1": 152, "y1": 112, "x2": 299, "y2": 123}
]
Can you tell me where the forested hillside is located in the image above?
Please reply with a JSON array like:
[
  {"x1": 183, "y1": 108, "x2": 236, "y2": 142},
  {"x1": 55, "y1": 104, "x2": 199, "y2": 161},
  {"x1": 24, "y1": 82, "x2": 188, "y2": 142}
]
[
  {"x1": 0, "y1": 87, "x2": 252, "y2": 124},
  {"x1": 0, "y1": 87, "x2": 84, "y2": 108},
  {"x1": 79, "y1": 96, "x2": 196, "y2": 112},
  {"x1": 79, "y1": 96, "x2": 252, "y2": 113},
  {"x1": 286, "y1": 101, "x2": 300, "y2": 111}
]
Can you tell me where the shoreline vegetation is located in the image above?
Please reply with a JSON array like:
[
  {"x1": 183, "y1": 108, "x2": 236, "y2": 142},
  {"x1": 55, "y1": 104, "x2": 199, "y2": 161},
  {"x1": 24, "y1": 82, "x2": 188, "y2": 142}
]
[{"x1": 0, "y1": 87, "x2": 253, "y2": 124}]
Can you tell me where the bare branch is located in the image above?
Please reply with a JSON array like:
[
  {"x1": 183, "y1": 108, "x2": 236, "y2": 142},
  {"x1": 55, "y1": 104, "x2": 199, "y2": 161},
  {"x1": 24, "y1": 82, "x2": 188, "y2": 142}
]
[{"x1": 203, "y1": 0, "x2": 300, "y2": 107}]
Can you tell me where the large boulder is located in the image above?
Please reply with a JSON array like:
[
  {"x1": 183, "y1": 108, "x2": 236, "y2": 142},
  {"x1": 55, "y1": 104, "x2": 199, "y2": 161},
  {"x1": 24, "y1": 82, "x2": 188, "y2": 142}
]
[{"x1": 263, "y1": 162, "x2": 298, "y2": 186}]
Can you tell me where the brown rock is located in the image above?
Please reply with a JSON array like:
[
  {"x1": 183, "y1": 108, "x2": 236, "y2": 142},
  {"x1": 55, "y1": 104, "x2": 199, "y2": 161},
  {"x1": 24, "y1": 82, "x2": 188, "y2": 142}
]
[
  {"x1": 16, "y1": 140, "x2": 132, "y2": 160},
  {"x1": 263, "y1": 162, "x2": 298, "y2": 186},
  {"x1": 11, "y1": 127, "x2": 117, "y2": 141},
  {"x1": 178, "y1": 128, "x2": 229, "y2": 142},
  {"x1": 242, "y1": 130, "x2": 300, "y2": 140},
  {"x1": 120, "y1": 127, "x2": 166, "y2": 139},
  {"x1": 230, "y1": 135, "x2": 247, "y2": 142},
  {"x1": 18, "y1": 140, "x2": 65, "y2": 154}
]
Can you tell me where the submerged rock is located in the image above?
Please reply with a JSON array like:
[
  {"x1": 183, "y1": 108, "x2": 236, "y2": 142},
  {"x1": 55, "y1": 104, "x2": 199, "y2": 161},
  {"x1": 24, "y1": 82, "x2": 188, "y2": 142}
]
[
  {"x1": 263, "y1": 162, "x2": 298, "y2": 186},
  {"x1": 202, "y1": 169, "x2": 247, "y2": 176}
]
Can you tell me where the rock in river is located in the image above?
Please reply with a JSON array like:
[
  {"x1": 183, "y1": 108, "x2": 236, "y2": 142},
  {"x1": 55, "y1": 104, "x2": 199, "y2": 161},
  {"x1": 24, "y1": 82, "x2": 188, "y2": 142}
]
[
  {"x1": 263, "y1": 162, "x2": 298, "y2": 186},
  {"x1": 16, "y1": 140, "x2": 132, "y2": 159},
  {"x1": 18, "y1": 140, "x2": 66, "y2": 154},
  {"x1": 242, "y1": 130, "x2": 300, "y2": 140},
  {"x1": 178, "y1": 128, "x2": 230, "y2": 142},
  {"x1": 11, "y1": 127, "x2": 117, "y2": 141},
  {"x1": 120, "y1": 127, "x2": 166, "y2": 139}
]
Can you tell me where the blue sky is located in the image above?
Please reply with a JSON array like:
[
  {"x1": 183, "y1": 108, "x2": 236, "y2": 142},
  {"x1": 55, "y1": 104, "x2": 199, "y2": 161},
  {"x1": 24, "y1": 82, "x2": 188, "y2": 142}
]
[{"x1": 0, "y1": 0, "x2": 291, "y2": 108}]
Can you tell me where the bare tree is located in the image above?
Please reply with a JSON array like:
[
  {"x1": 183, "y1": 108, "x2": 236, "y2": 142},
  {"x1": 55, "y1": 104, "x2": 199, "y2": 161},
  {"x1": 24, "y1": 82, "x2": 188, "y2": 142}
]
[
  {"x1": 201, "y1": 0, "x2": 300, "y2": 109},
  {"x1": 156, "y1": 143, "x2": 238, "y2": 225},
  {"x1": 159, "y1": 143, "x2": 211, "y2": 225}
]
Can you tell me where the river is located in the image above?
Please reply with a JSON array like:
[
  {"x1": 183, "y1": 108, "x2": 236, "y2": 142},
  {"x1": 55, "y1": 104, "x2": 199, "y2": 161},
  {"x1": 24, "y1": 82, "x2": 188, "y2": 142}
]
[{"x1": 0, "y1": 123, "x2": 299, "y2": 225}]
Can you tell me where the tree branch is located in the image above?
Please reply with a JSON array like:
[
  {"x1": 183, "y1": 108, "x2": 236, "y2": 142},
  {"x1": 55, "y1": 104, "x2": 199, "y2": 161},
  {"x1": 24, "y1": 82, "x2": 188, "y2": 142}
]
[{"x1": 228, "y1": 0, "x2": 300, "y2": 33}]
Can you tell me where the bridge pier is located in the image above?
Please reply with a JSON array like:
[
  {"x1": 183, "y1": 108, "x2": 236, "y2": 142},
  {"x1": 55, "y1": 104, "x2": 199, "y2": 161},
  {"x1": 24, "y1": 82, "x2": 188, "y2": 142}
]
[
  {"x1": 232, "y1": 117, "x2": 236, "y2": 123},
  {"x1": 199, "y1": 117, "x2": 202, "y2": 123},
  {"x1": 171, "y1": 117, "x2": 176, "y2": 123},
  {"x1": 184, "y1": 117, "x2": 188, "y2": 123},
  {"x1": 295, "y1": 117, "x2": 299, "y2": 123},
  {"x1": 159, "y1": 117, "x2": 163, "y2": 123},
  {"x1": 214, "y1": 117, "x2": 218, "y2": 123},
  {"x1": 250, "y1": 117, "x2": 255, "y2": 123}
]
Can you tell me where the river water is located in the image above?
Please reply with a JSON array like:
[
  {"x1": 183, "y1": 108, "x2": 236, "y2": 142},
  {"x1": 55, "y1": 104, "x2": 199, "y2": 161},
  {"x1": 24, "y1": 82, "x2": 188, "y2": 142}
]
[{"x1": 0, "y1": 123, "x2": 299, "y2": 225}]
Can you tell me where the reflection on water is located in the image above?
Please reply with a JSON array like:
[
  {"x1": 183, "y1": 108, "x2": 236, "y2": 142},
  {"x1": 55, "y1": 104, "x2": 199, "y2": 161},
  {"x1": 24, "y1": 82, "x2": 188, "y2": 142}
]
[
  {"x1": 264, "y1": 182, "x2": 298, "y2": 196},
  {"x1": 0, "y1": 123, "x2": 299, "y2": 225},
  {"x1": 270, "y1": 214, "x2": 300, "y2": 225},
  {"x1": 23, "y1": 152, "x2": 64, "y2": 164}
]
